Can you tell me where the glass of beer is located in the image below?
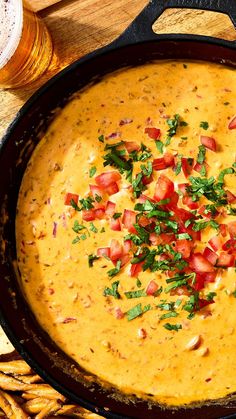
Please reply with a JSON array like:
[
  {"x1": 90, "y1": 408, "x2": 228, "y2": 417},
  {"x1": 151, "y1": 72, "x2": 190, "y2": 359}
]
[{"x1": 0, "y1": 0, "x2": 53, "y2": 89}]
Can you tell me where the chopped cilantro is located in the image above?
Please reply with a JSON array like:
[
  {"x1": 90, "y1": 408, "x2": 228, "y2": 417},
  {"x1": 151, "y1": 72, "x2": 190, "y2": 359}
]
[
  {"x1": 136, "y1": 278, "x2": 142, "y2": 288},
  {"x1": 165, "y1": 114, "x2": 180, "y2": 146},
  {"x1": 197, "y1": 145, "x2": 206, "y2": 165},
  {"x1": 180, "y1": 120, "x2": 188, "y2": 127},
  {"x1": 155, "y1": 140, "x2": 164, "y2": 154},
  {"x1": 103, "y1": 281, "x2": 120, "y2": 299},
  {"x1": 89, "y1": 166, "x2": 97, "y2": 178},
  {"x1": 132, "y1": 173, "x2": 146, "y2": 198},
  {"x1": 71, "y1": 199, "x2": 80, "y2": 211},
  {"x1": 113, "y1": 212, "x2": 122, "y2": 219},
  {"x1": 218, "y1": 167, "x2": 235, "y2": 184},
  {"x1": 206, "y1": 292, "x2": 216, "y2": 301},
  {"x1": 88, "y1": 254, "x2": 99, "y2": 267},
  {"x1": 174, "y1": 158, "x2": 182, "y2": 176},
  {"x1": 124, "y1": 289, "x2": 146, "y2": 299},
  {"x1": 126, "y1": 303, "x2": 151, "y2": 321},
  {"x1": 90, "y1": 222, "x2": 98, "y2": 233},
  {"x1": 141, "y1": 161, "x2": 153, "y2": 177},
  {"x1": 192, "y1": 219, "x2": 219, "y2": 232},
  {"x1": 176, "y1": 233, "x2": 192, "y2": 240},
  {"x1": 72, "y1": 220, "x2": 85, "y2": 233},
  {"x1": 80, "y1": 196, "x2": 94, "y2": 210},
  {"x1": 107, "y1": 260, "x2": 121, "y2": 278},
  {"x1": 72, "y1": 236, "x2": 80, "y2": 244},
  {"x1": 163, "y1": 323, "x2": 182, "y2": 331},
  {"x1": 95, "y1": 194, "x2": 102, "y2": 203},
  {"x1": 98, "y1": 134, "x2": 104, "y2": 142},
  {"x1": 200, "y1": 121, "x2": 209, "y2": 130},
  {"x1": 160, "y1": 311, "x2": 178, "y2": 320}
]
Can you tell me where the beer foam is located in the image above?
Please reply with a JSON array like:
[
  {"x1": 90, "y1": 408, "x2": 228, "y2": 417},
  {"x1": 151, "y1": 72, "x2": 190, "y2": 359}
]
[{"x1": 0, "y1": 0, "x2": 23, "y2": 68}]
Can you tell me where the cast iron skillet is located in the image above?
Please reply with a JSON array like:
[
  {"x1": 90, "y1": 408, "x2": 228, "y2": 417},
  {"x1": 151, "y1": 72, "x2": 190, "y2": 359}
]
[{"x1": 1, "y1": 0, "x2": 236, "y2": 418}]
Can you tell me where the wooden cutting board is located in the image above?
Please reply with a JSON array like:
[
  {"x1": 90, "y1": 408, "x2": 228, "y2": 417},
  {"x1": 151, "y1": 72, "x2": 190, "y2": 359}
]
[{"x1": 0, "y1": 0, "x2": 236, "y2": 352}]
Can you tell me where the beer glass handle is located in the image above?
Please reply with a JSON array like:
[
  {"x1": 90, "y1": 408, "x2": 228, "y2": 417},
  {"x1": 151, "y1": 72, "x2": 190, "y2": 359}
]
[{"x1": 112, "y1": 0, "x2": 236, "y2": 46}]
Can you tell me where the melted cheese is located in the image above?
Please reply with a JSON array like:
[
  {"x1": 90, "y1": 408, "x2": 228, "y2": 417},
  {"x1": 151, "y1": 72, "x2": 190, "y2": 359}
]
[{"x1": 16, "y1": 61, "x2": 236, "y2": 406}]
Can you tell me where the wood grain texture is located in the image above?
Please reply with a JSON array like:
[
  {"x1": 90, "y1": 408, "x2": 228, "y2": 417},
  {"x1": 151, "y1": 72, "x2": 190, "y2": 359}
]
[{"x1": 28, "y1": 0, "x2": 62, "y2": 12}]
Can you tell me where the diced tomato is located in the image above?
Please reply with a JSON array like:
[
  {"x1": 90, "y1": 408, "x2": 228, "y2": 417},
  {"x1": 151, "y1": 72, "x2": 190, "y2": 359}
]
[
  {"x1": 95, "y1": 171, "x2": 121, "y2": 188},
  {"x1": 198, "y1": 298, "x2": 214, "y2": 310},
  {"x1": 145, "y1": 127, "x2": 161, "y2": 140},
  {"x1": 200, "y1": 135, "x2": 217, "y2": 152},
  {"x1": 124, "y1": 141, "x2": 140, "y2": 153},
  {"x1": 105, "y1": 201, "x2": 116, "y2": 217},
  {"x1": 178, "y1": 223, "x2": 200, "y2": 242},
  {"x1": 228, "y1": 221, "x2": 236, "y2": 238},
  {"x1": 152, "y1": 153, "x2": 175, "y2": 171},
  {"x1": 120, "y1": 254, "x2": 130, "y2": 267},
  {"x1": 203, "y1": 247, "x2": 218, "y2": 265},
  {"x1": 114, "y1": 307, "x2": 124, "y2": 319},
  {"x1": 138, "y1": 215, "x2": 150, "y2": 228},
  {"x1": 189, "y1": 253, "x2": 215, "y2": 273},
  {"x1": 165, "y1": 191, "x2": 179, "y2": 208},
  {"x1": 182, "y1": 195, "x2": 199, "y2": 210},
  {"x1": 122, "y1": 209, "x2": 137, "y2": 233},
  {"x1": 152, "y1": 157, "x2": 166, "y2": 171},
  {"x1": 64, "y1": 192, "x2": 79, "y2": 206},
  {"x1": 217, "y1": 252, "x2": 235, "y2": 267},
  {"x1": 208, "y1": 235, "x2": 223, "y2": 251},
  {"x1": 110, "y1": 239, "x2": 123, "y2": 262},
  {"x1": 194, "y1": 273, "x2": 206, "y2": 291},
  {"x1": 175, "y1": 239, "x2": 192, "y2": 259},
  {"x1": 193, "y1": 162, "x2": 207, "y2": 174},
  {"x1": 228, "y1": 115, "x2": 236, "y2": 130},
  {"x1": 149, "y1": 232, "x2": 162, "y2": 246},
  {"x1": 129, "y1": 261, "x2": 144, "y2": 277},
  {"x1": 204, "y1": 271, "x2": 217, "y2": 284},
  {"x1": 159, "y1": 233, "x2": 175, "y2": 244},
  {"x1": 97, "y1": 247, "x2": 110, "y2": 258},
  {"x1": 222, "y1": 239, "x2": 236, "y2": 253},
  {"x1": 94, "y1": 208, "x2": 105, "y2": 219},
  {"x1": 110, "y1": 217, "x2": 122, "y2": 231},
  {"x1": 164, "y1": 152, "x2": 175, "y2": 167},
  {"x1": 181, "y1": 157, "x2": 194, "y2": 178},
  {"x1": 142, "y1": 174, "x2": 153, "y2": 185},
  {"x1": 89, "y1": 185, "x2": 104, "y2": 200},
  {"x1": 138, "y1": 194, "x2": 155, "y2": 204},
  {"x1": 146, "y1": 280, "x2": 159, "y2": 296},
  {"x1": 219, "y1": 224, "x2": 228, "y2": 237},
  {"x1": 123, "y1": 239, "x2": 132, "y2": 254},
  {"x1": 82, "y1": 210, "x2": 95, "y2": 221},
  {"x1": 106, "y1": 182, "x2": 119, "y2": 196},
  {"x1": 172, "y1": 207, "x2": 194, "y2": 223},
  {"x1": 178, "y1": 183, "x2": 188, "y2": 196},
  {"x1": 198, "y1": 205, "x2": 219, "y2": 219},
  {"x1": 226, "y1": 190, "x2": 236, "y2": 204},
  {"x1": 154, "y1": 174, "x2": 174, "y2": 201}
]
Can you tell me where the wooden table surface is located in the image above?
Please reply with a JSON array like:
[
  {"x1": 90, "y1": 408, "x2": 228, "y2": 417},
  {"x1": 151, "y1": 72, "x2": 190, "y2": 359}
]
[{"x1": 0, "y1": 0, "x2": 236, "y2": 361}]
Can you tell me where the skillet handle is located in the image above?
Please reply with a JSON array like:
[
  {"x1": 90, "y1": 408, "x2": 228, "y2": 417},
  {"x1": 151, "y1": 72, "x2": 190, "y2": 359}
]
[{"x1": 113, "y1": 0, "x2": 236, "y2": 46}]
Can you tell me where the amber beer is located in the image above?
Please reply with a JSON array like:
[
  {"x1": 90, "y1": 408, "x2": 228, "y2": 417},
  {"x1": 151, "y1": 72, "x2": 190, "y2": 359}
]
[{"x1": 0, "y1": 0, "x2": 53, "y2": 88}]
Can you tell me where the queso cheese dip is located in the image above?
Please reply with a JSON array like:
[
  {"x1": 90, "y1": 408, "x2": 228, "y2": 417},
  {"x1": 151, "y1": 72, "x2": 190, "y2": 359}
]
[{"x1": 16, "y1": 61, "x2": 236, "y2": 407}]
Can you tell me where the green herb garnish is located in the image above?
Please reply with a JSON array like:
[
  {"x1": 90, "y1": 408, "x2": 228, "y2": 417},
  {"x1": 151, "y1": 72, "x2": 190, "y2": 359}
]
[
  {"x1": 200, "y1": 121, "x2": 209, "y2": 130},
  {"x1": 88, "y1": 254, "x2": 99, "y2": 267},
  {"x1": 103, "y1": 281, "x2": 121, "y2": 299},
  {"x1": 89, "y1": 166, "x2": 97, "y2": 178}
]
